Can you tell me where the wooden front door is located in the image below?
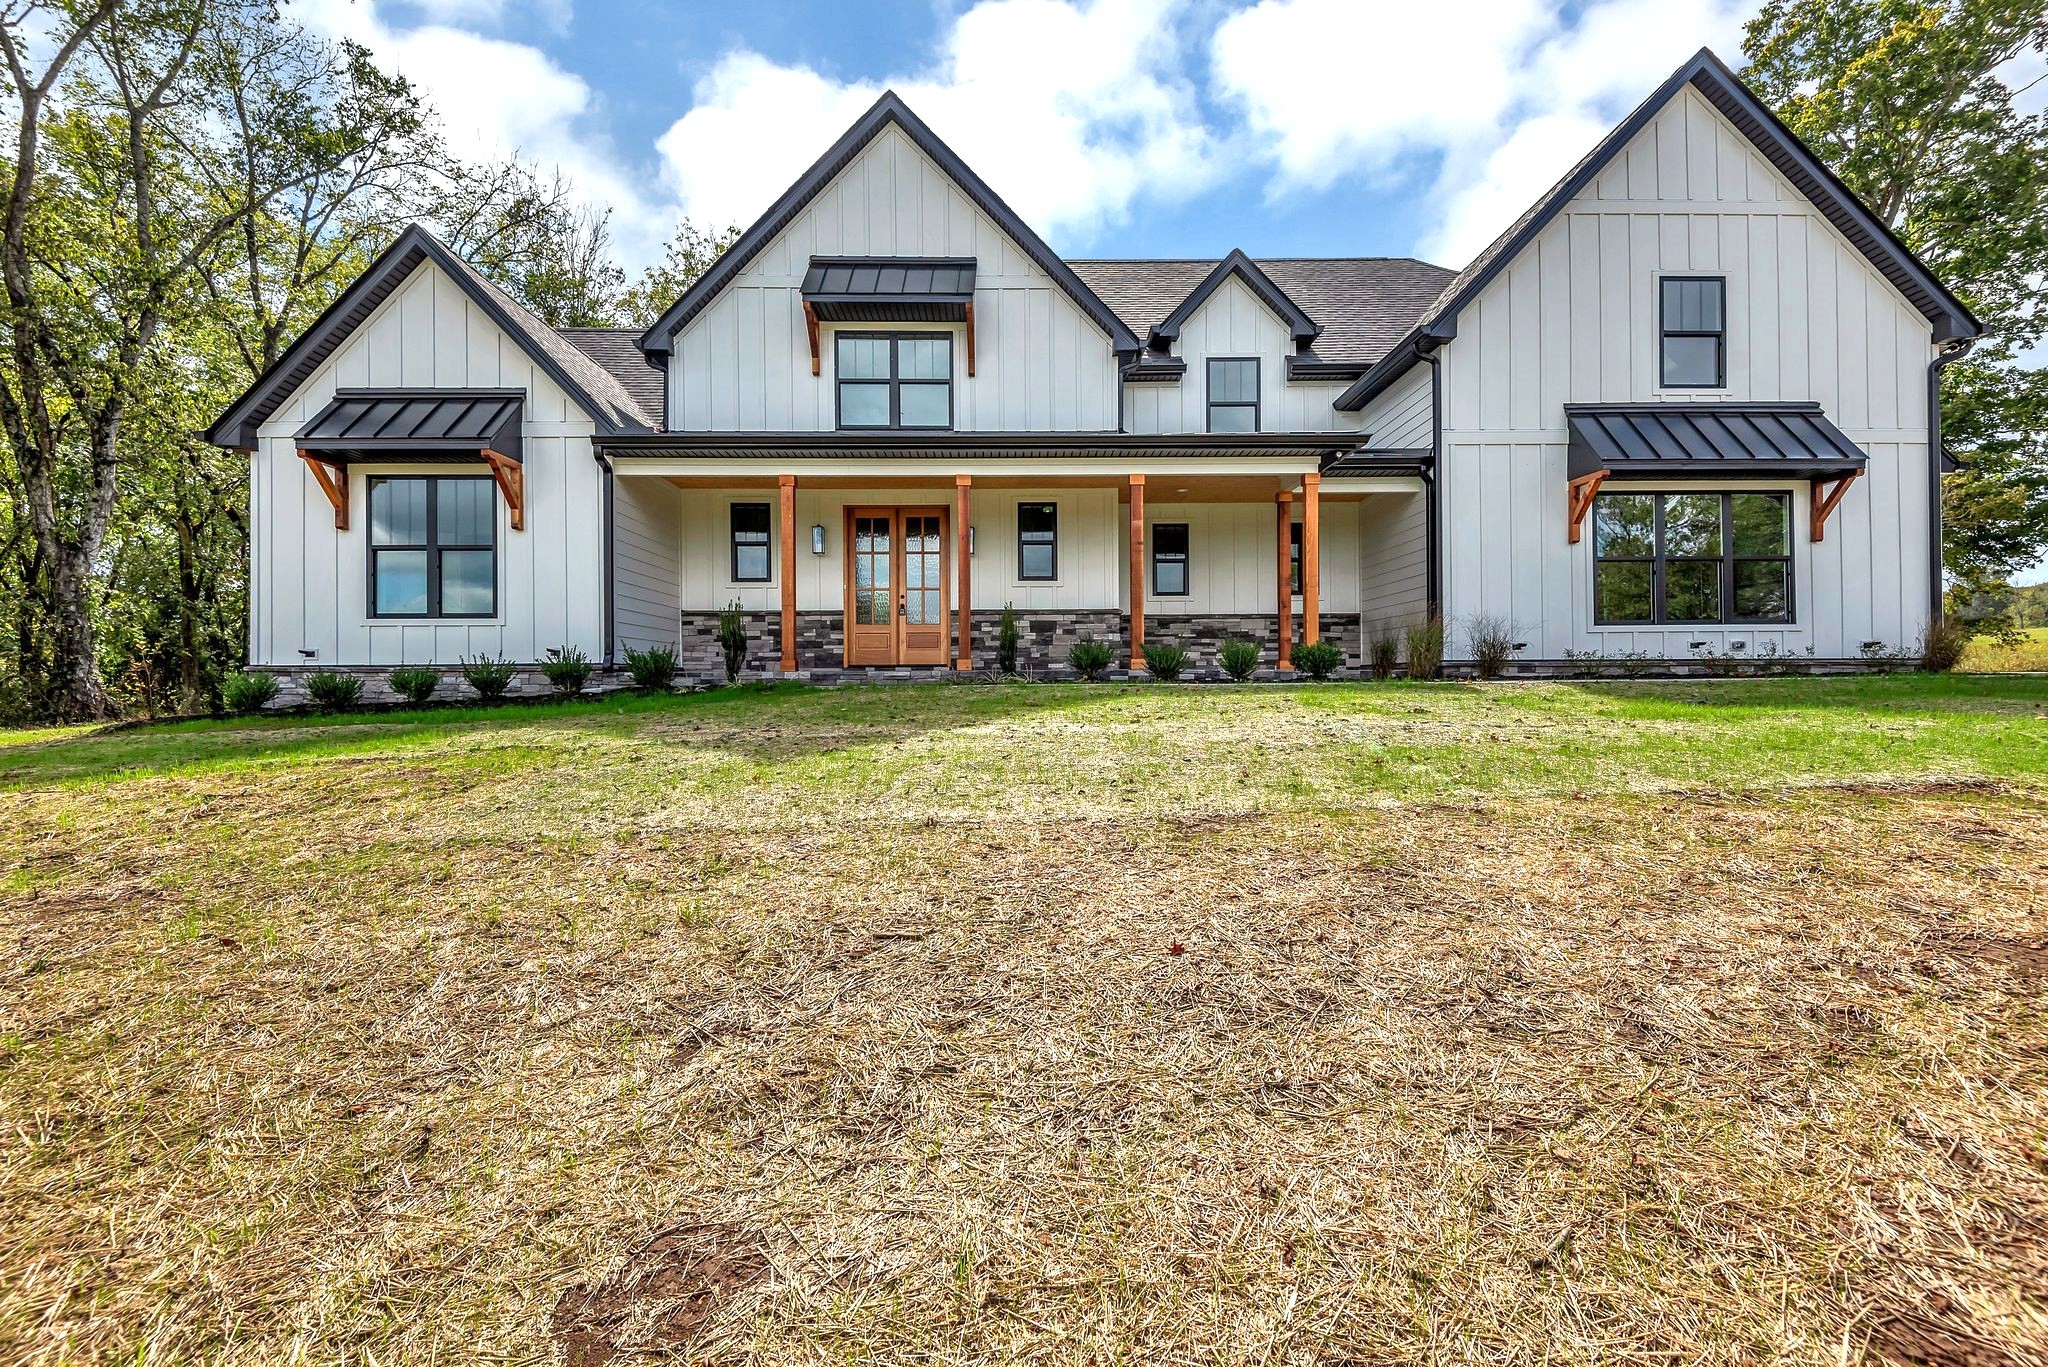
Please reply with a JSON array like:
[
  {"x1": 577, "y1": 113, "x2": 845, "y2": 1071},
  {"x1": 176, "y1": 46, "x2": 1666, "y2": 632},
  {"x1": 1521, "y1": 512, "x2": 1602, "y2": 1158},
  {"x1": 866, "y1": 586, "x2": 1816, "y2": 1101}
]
[{"x1": 844, "y1": 506, "x2": 950, "y2": 666}]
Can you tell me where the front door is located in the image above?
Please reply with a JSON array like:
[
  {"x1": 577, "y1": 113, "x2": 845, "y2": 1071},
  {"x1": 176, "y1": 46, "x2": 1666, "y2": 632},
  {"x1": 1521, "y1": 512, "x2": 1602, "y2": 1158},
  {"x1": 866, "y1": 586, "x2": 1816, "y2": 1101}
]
[{"x1": 844, "y1": 506, "x2": 950, "y2": 666}]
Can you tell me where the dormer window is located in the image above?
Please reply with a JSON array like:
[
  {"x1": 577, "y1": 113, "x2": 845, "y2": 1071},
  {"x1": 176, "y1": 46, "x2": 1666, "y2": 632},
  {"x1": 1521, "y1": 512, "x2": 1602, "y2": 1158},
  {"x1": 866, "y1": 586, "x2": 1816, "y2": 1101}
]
[
  {"x1": 836, "y1": 334, "x2": 953, "y2": 430},
  {"x1": 1207, "y1": 357, "x2": 1260, "y2": 432}
]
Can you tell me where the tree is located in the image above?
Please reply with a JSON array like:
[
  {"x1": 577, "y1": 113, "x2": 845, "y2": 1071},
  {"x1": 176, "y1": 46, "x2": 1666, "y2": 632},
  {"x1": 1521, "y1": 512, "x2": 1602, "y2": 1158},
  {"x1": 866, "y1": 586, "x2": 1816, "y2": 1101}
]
[
  {"x1": 1742, "y1": 0, "x2": 2048, "y2": 606},
  {"x1": 617, "y1": 218, "x2": 741, "y2": 325}
]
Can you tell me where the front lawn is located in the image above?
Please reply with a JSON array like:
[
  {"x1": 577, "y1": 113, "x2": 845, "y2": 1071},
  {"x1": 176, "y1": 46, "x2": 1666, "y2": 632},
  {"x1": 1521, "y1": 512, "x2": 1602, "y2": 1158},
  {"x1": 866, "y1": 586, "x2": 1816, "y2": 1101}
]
[{"x1": 3, "y1": 679, "x2": 2045, "y2": 1364}]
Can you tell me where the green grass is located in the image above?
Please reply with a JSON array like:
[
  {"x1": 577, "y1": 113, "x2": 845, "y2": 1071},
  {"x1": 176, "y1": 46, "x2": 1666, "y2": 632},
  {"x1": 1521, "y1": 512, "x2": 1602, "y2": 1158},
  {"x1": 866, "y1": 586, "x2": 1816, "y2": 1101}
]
[{"x1": 1964, "y1": 624, "x2": 2048, "y2": 673}]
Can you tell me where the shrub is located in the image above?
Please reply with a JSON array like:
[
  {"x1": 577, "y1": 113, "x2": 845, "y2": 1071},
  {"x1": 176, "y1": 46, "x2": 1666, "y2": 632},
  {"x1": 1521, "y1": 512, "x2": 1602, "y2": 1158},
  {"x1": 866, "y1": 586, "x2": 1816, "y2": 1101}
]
[
  {"x1": 460, "y1": 654, "x2": 518, "y2": 701},
  {"x1": 221, "y1": 671, "x2": 279, "y2": 715},
  {"x1": 387, "y1": 667, "x2": 440, "y2": 705},
  {"x1": 1918, "y1": 616, "x2": 1973, "y2": 673},
  {"x1": 717, "y1": 601, "x2": 748, "y2": 683},
  {"x1": 1466, "y1": 616, "x2": 1521, "y2": 680},
  {"x1": 1560, "y1": 647, "x2": 1606, "y2": 679},
  {"x1": 1368, "y1": 626, "x2": 1400, "y2": 681},
  {"x1": 1294, "y1": 640, "x2": 1342, "y2": 680},
  {"x1": 540, "y1": 646, "x2": 592, "y2": 695},
  {"x1": 305, "y1": 671, "x2": 362, "y2": 712},
  {"x1": 1404, "y1": 617, "x2": 1444, "y2": 679},
  {"x1": 626, "y1": 643, "x2": 680, "y2": 690},
  {"x1": 1142, "y1": 641, "x2": 1188, "y2": 681},
  {"x1": 997, "y1": 603, "x2": 1020, "y2": 676},
  {"x1": 1219, "y1": 637, "x2": 1261, "y2": 682},
  {"x1": 1067, "y1": 637, "x2": 1113, "y2": 681}
]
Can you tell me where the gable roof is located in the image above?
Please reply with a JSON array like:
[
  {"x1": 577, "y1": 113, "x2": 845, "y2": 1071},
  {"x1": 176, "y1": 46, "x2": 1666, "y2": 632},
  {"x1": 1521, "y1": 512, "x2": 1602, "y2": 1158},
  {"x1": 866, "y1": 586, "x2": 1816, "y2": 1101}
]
[
  {"x1": 206, "y1": 225, "x2": 654, "y2": 449},
  {"x1": 558, "y1": 327, "x2": 667, "y2": 427},
  {"x1": 1146, "y1": 248, "x2": 1321, "y2": 352},
  {"x1": 1070, "y1": 256, "x2": 1455, "y2": 369},
  {"x1": 635, "y1": 90, "x2": 1142, "y2": 358},
  {"x1": 1334, "y1": 46, "x2": 1982, "y2": 411}
]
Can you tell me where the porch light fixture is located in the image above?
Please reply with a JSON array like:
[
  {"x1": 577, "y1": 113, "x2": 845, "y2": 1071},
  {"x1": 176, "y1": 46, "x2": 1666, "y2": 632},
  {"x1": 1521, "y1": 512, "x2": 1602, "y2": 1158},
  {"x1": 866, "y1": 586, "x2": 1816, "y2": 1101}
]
[
  {"x1": 968, "y1": 525, "x2": 976, "y2": 555},
  {"x1": 811, "y1": 523, "x2": 825, "y2": 555}
]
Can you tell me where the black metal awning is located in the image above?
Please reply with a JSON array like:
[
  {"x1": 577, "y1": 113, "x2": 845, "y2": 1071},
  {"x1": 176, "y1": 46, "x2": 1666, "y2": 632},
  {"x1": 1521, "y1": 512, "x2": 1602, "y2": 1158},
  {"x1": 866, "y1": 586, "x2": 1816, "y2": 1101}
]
[
  {"x1": 294, "y1": 388, "x2": 523, "y2": 463},
  {"x1": 1566, "y1": 403, "x2": 1866, "y2": 481},
  {"x1": 801, "y1": 257, "x2": 976, "y2": 322}
]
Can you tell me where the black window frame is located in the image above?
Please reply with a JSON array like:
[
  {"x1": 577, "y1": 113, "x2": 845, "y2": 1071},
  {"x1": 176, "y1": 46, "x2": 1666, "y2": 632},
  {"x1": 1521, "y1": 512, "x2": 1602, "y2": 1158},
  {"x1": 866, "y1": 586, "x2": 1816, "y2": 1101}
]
[
  {"x1": 1206, "y1": 356, "x2": 1260, "y2": 433},
  {"x1": 1017, "y1": 501, "x2": 1058, "y2": 581},
  {"x1": 834, "y1": 332, "x2": 954, "y2": 431},
  {"x1": 1151, "y1": 522, "x2": 1190, "y2": 596},
  {"x1": 366, "y1": 475, "x2": 497, "y2": 620},
  {"x1": 1289, "y1": 520, "x2": 1302, "y2": 596},
  {"x1": 1591, "y1": 490, "x2": 1793, "y2": 625},
  {"x1": 1659, "y1": 276, "x2": 1727, "y2": 389},
  {"x1": 730, "y1": 501, "x2": 772, "y2": 583}
]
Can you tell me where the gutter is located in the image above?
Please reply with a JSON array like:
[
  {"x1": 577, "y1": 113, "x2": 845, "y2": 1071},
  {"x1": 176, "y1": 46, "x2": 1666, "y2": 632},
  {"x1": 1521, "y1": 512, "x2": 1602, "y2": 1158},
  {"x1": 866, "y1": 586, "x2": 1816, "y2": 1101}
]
[
  {"x1": 1926, "y1": 336, "x2": 1975, "y2": 622},
  {"x1": 596, "y1": 449, "x2": 616, "y2": 669},
  {"x1": 1417, "y1": 340, "x2": 1444, "y2": 626}
]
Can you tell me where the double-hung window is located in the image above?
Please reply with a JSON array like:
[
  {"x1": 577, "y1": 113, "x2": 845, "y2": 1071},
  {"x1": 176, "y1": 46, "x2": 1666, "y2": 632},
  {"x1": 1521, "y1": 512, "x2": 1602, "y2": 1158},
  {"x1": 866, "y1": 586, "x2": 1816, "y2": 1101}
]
[
  {"x1": 1018, "y1": 502, "x2": 1058, "y2": 580},
  {"x1": 730, "y1": 502, "x2": 771, "y2": 582},
  {"x1": 1151, "y1": 523, "x2": 1189, "y2": 596},
  {"x1": 1207, "y1": 357, "x2": 1259, "y2": 432},
  {"x1": 1592, "y1": 491, "x2": 1791, "y2": 624},
  {"x1": 836, "y1": 333, "x2": 952, "y2": 429},
  {"x1": 1660, "y1": 277, "x2": 1726, "y2": 388},
  {"x1": 368, "y1": 476, "x2": 496, "y2": 618}
]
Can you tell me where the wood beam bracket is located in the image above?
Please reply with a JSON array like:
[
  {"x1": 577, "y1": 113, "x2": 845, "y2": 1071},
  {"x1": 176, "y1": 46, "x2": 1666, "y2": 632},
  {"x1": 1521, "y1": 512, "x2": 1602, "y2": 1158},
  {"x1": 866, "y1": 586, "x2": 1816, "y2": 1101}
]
[
  {"x1": 480, "y1": 449, "x2": 525, "y2": 531},
  {"x1": 1566, "y1": 469, "x2": 1609, "y2": 544},
  {"x1": 963, "y1": 299, "x2": 977, "y2": 377},
  {"x1": 803, "y1": 301, "x2": 821, "y2": 377},
  {"x1": 299, "y1": 450, "x2": 348, "y2": 530},
  {"x1": 1809, "y1": 471, "x2": 1858, "y2": 542}
]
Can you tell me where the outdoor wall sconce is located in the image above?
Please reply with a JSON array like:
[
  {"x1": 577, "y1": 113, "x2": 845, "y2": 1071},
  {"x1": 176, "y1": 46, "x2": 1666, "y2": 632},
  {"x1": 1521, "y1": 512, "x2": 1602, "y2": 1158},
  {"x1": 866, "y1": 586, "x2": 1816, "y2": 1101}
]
[
  {"x1": 811, "y1": 524, "x2": 825, "y2": 555},
  {"x1": 968, "y1": 525, "x2": 977, "y2": 555}
]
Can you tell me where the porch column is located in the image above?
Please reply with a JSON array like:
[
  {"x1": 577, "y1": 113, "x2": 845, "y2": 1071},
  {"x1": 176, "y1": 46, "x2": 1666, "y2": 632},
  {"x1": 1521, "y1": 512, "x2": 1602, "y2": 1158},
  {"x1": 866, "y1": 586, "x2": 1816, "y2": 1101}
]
[
  {"x1": 1275, "y1": 490, "x2": 1293, "y2": 670},
  {"x1": 955, "y1": 474, "x2": 973, "y2": 670},
  {"x1": 778, "y1": 474, "x2": 797, "y2": 673},
  {"x1": 1301, "y1": 472, "x2": 1321, "y2": 648},
  {"x1": 1128, "y1": 473, "x2": 1146, "y2": 671}
]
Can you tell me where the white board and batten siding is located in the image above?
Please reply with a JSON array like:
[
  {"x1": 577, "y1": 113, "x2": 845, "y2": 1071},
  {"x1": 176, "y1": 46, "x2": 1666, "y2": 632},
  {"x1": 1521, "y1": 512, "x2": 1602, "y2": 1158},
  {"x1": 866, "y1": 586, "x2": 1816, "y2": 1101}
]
[
  {"x1": 1124, "y1": 275, "x2": 1362, "y2": 435},
  {"x1": 669, "y1": 124, "x2": 1119, "y2": 433},
  {"x1": 1437, "y1": 84, "x2": 1938, "y2": 661},
  {"x1": 248, "y1": 259, "x2": 607, "y2": 667}
]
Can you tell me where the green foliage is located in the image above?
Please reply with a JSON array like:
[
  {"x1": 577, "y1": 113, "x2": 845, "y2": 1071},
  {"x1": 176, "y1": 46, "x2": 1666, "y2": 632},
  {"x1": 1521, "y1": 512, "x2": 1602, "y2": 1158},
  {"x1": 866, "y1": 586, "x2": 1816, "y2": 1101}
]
[
  {"x1": 305, "y1": 672, "x2": 362, "y2": 712},
  {"x1": 616, "y1": 221, "x2": 744, "y2": 325},
  {"x1": 1404, "y1": 618, "x2": 1445, "y2": 680},
  {"x1": 1067, "y1": 638, "x2": 1113, "y2": 681},
  {"x1": 540, "y1": 647, "x2": 592, "y2": 695},
  {"x1": 717, "y1": 602, "x2": 748, "y2": 683},
  {"x1": 1142, "y1": 641, "x2": 1188, "y2": 681},
  {"x1": 221, "y1": 672, "x2": 279, "y2": 715},
  {"x1": 997, "y1": 604, "x2": 1021, "y2": 676},
  {"x1": 387, "y1": 668, "x2": 440, "y2": 705},
  {"x1": 1293, "y1": 641, "x2": 1343, "y2": 681},
  {"x1": 460, "y1": 655, "x2": 518, "y2": 702},
  {"x1": 1466, "y1": 616, "x2": 1520, "y2": 679},
  {"x1": 1219, "y1": 637, "x2": 1262, "y2": 682},
  {"x1": 625, "y1": 644, "x2": 680, "y2": 690},
  {"x1": 1368, "y1": 627, "x2": 1400, "y2": 681}
]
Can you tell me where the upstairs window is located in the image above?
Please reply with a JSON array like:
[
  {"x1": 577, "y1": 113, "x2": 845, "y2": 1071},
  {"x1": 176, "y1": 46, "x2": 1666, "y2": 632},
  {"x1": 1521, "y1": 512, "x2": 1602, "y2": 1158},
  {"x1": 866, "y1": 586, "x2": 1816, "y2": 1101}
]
[
  {"x1": 1018, "y1": 502, "x2": 1058, "y2": 580},
  {"x1": 368, "y1": 476, "x2": 496, "y2": 619},
  {"x1": 1152, "y1": 523, "x2": 1189, "y2": 595},
  {"x1": 1660, "y1": 277, "x2": 1725, "y2": 388},
  {"x1": 836, "y1": 333, "x2": 952, "y2": 430},
  {"x1": 1207, "y1": 357, "x2": 1259, "y2": 432},
  {"x1": 730, "y1": 502, "x2": 771, "y2": 582},
  {"x1": 1593, "y1": 491, "x2": 1791, "y2": 624}
]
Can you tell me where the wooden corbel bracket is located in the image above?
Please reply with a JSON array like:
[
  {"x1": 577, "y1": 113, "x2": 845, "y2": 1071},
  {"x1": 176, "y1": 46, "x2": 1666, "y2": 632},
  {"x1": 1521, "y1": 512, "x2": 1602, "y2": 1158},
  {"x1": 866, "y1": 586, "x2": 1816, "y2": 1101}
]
[
  {"x1": 1809, "y1": 471, "x2": 1858, "y2": 542},
  {"x1": 1566, "y1": 469, "x2": 1609, "y2": 544},
  {"x1": 803, "y1": 301, "x2": 821, "y2": 377},
  {"x1": 480, "y1": 449, "x2": 525, "y2": 531},
  {"x1": 299, "y1": 450, "x2": 348, "y2": 530}
]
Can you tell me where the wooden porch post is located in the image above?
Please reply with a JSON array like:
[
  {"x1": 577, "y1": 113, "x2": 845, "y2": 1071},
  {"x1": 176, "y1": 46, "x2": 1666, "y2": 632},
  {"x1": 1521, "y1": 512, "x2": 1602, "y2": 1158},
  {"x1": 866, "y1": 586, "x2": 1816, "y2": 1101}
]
[
  {"x1": 1301, "y1": 473, "x2": 1321, "y2": 648},
  {"x1": 778, "y1": 474, "x2": 797, "y2": 673},
  {"x1": 1275, "y1": 490, "x2": 1293, "y2": 670},
  {"x1": 956, "y1": 474, "x2": 973, "y2": 669},
  {"x1": 1128, "y1": 474, "x2": 1146, "y2": 671}
]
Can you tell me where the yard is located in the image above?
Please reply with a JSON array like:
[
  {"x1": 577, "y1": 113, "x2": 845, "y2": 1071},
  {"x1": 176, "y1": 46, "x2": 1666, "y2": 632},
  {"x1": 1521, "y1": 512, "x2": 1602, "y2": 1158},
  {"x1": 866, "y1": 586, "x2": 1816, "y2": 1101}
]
[{"x1": 3, "y1": 678, "x2": 2045, "y2": 1365}]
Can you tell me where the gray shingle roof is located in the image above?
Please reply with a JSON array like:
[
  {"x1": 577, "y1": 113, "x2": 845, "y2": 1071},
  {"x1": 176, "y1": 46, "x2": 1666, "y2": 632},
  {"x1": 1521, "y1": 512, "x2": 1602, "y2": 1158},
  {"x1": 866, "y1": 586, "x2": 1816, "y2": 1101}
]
[
  {"x1": 1068, "y1": 257, "x2": 1455, "y2": 367},
  {"x1": 558, "y1": 327, "x2": 666, "y2": 428}
]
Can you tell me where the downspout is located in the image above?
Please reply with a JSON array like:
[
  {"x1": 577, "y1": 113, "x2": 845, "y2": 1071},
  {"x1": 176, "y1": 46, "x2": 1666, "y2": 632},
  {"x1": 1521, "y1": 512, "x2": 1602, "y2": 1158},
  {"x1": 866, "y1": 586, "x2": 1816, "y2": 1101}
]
[
  {"x1": 1416, "y1": 339, "x2": 1444, "y2": 624},
  {"x1": 597, "y1": 448, "x2": 616, "y2": 669},
  {"x1": 1926, "y1": 335, "x2": 1975, "y2": 623}
]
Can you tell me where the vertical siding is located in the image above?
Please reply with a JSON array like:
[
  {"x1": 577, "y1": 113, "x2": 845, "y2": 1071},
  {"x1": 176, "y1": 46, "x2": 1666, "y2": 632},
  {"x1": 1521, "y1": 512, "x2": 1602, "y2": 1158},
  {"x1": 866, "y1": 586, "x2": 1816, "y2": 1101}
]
[
  {"x1": 613, "y1": 476, "x2": 683, "y2": 651},
  {"x1": 671, "y1": 124, "x2": 1119, "y2": 432},
  {"x1": 1122, "y1": 276, "x2": 1362, "y2": 435},
  {"x1": 1438, "y1": 84, "x2": 1937, "y2": 660},
  {"x1": 249, "y1": 261, "x2": 605, "y2": 666}
]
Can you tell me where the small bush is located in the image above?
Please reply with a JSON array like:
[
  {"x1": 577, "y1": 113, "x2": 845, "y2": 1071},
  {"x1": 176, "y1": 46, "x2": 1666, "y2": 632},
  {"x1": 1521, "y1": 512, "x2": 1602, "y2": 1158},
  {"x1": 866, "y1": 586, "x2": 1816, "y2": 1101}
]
[
  {"x1": 1466, "y1": 616, "x2": 1521, "y2": 679},
  {"x1": 387, "y1": 667, "x2": 440, "y2": 705},
  {"x1": 460, "y1": 654, "x2": 518, "y2": 701},
  {"x1": 1368, "y1": 627, "x2": 1400, "y2": 681},
  {"x1": 997, "y1": 603, "x2": 1020, "y2": 676},
  {"x1": 717, "y1": 601, "x2": 747, "y2": 683},
  {"x1": 1219, "y1": 637, "x2": 1261, "y2": 682},
  {"x1": 1142, "y1": 641, "x2": 1188, "y2": 681},
  {"x1": 305, "y1": 671, "x2": 362, "y2": 712},
  {"x1": 540, "y1": 646, "x2": 592, "y2": 695},
  {"x1": 626, "y1": 643, "x2": 680, "y2": 690},
  {"x1": 1404, "y1": 617, "x2": 1444, "y2": 679},
  {"x1": 221, "y1": 671, "x2": 279, "y2": 715},
  {"x1": 1918, "y1": 616, "x2": 1973, "y2": 673},
  {"x1": 1294, "y1": 640, "x2": 1342, "y2": 680},
  {"x1": 1067, "y1": 637, "x2": 1113, "y2": 681}
]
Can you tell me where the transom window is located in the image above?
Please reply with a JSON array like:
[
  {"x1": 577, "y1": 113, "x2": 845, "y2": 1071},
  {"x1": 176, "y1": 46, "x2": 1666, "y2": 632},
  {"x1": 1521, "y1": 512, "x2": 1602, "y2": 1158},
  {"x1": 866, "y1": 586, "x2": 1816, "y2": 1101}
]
[
  {"x1": 1207, "y1": 357, "x2": 1259, "y2": 433},
  {"x1": 730, "y1": 502, "x2": 771, "y2": 582},
  {"x1": 1018, "y1": 502, "x2": 1058, "y2": 580},
  {"x1": 836, "y1": 333, "x2": 952, "y2": 430},
  {"x1": 368, "y1": 476, "x2": 496, "y2": 619},
  {"x1": 1592, "y1": 491, "x2": 1791, "y2": 624},
  {"x1": 1152, "y1": 523, "x2": 1189, "y2": 595},
  {"x1": 1660, "y1": 277, "x2": 1726, "y2": 388}
]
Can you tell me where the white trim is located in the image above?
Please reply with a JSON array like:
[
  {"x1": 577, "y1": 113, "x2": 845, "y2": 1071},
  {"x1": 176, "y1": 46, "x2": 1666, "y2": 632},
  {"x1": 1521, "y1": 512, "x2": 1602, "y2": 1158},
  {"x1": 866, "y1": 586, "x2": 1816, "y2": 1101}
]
[{"x1": 1319, "y1": 476, "x2": 1426, "y2": 495}]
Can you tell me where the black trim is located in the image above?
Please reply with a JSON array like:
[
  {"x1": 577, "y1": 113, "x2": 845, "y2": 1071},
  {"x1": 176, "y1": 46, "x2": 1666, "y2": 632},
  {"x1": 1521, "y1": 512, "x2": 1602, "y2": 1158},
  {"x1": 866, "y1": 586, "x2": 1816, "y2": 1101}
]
[
  {"x1": 638, "y1": 92, "x2": 1141, "y2": 357},
  {"x1": 1928, "y1": 338, "x2": 1974, "y2": 619},
  {"x1": 366, "y1": 475, "x2": 499, "y2": 620},
  {"x1": 834, "y1": 332, "x2": 954, "y2": 431},
  {"x1": 599, "y1": 454, "x2": 615, "y2": 667},
  {"x1": 1287, "y1": 357, "x2": 1370, "y2": 382},
  {"x1": 1150, "y1": 249, "x2": 1320, "y2": 352},
  {"x1": 1206, "y1": 357, "x2": 1260, "y2": 434},
  {"x1": 1151, "y1": 521, "x2": 1189, "y2": 596},
  {"x1": 1658, "y1": 277, "x2": 1727, "y2": 389},
  {"x1": 1017, "y1": 501, "x2": 1058, "y2": 581},
  {"x1": 730, "y1": 501, "x2": 773, "y2": 583},
  {"x1": 1591, "y1": 490, "x2": 1794, "y2": 626}
]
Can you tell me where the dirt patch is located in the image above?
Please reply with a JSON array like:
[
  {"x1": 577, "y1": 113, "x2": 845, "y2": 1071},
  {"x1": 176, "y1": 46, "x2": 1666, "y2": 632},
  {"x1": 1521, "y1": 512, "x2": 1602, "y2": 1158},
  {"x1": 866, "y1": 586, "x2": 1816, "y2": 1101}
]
[
  {"x1": 1865, "y1": 1306, "x2": 2030, "y2": 1367},
  {"x1": 1929, "y1": 930, "x2": 2048, "y2": 980},
  {"x1": 551, "y1": 1224, "x2": 770, "y2": 1366}
]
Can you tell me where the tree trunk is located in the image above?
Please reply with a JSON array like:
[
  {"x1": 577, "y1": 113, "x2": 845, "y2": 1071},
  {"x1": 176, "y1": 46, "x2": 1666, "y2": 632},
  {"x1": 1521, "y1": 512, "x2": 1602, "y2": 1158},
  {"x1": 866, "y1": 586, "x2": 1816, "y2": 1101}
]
[{"x1": 47, "y1": 541, "x2": 106, "y2": 719}]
